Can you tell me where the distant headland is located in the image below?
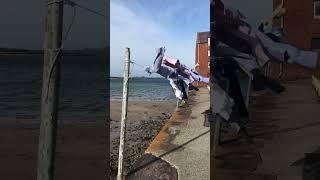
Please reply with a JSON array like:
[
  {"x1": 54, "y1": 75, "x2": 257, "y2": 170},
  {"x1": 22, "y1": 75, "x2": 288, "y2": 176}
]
[{"x1": 0, "y1": 47, "x2": 108, "y2": 56}]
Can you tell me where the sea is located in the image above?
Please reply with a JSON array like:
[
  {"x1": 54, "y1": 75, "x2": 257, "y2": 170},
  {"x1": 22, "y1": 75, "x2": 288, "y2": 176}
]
[
  {"x1": 0, "y1": 54, "x2": 174, "y2": 124},
  {"x1": 110, "y1": 77, "x2": 175, "y2": 101}
]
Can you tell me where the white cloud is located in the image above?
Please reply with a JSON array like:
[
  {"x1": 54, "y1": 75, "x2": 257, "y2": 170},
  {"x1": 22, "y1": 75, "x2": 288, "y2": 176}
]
[{"x1": 110, "y1": 1, "x2": 197, "y2": 77}]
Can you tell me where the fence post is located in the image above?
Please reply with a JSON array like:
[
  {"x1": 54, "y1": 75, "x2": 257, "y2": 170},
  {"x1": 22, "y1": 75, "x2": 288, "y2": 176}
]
[
  {"x1": 37, "y1": 1, "x2": 63, "y2": 180},
  {"x1": 117, "y1": 47, "x2": 131, "y2": 180}
]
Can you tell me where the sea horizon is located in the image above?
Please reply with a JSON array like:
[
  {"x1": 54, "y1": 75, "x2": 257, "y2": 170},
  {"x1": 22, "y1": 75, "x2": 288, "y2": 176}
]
[{"x1": 1, "y1": 55, "x2": 174, "y2": 124}]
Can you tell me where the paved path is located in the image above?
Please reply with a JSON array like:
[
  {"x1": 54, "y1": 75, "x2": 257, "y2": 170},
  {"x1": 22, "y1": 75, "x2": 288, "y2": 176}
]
[
  {"x1": 252, "y1": 79, "x2": 320, "y2": 180},
  {"x1": 211, "y1": 79, "x2": 320, "y2": 180},
  {"x1": 145, "y1": 88, "x2": 210, "y2": 180}
]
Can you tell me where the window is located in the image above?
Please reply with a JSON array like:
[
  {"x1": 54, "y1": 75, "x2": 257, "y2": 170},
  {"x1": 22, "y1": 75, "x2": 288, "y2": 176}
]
[
  {"x1": 314, "y1": 0, "x2": 320, "y2": 18},
  {"x1": 208, "y1": 37, "x2": 210, "y2": 47},
  {"x1": 208, "y1": 49, "x2": 210, "y2": 57},
  {"x1": 311, "y1": 38, "x2": 320, "y2": 50}
]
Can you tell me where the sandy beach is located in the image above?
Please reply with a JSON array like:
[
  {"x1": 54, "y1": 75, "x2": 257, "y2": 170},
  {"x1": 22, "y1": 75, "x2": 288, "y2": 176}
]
[
  {"x1": 0, "y1": 122, "x2": 106, "y2": 180},
  {"x1": 0, "y1": 100, "x2": 175, "y2": 179},
  {"x1": 110, "y1": 100, "x2": 176, "y2": 178}
]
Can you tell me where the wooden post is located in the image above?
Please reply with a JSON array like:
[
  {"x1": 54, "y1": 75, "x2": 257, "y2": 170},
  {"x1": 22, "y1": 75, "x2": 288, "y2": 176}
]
[
  {"x1": 312, "y1": 75, "x2": 320, "y2": 97},
  {"x1": 210, "y1": 0, "x2": 220, "y2": 158},
  {"x1": 212, "y1": 116, "x2": 221, "y2": 157},
  {"x1": 37, "y1": 1, "x2": 63, "y2": 180},
  {"x1": 245, "y1": 76, "x2": 252, "y2": 107},
  {"x1": 117, "y1": 48, "x2": 131, "y2": 180}
]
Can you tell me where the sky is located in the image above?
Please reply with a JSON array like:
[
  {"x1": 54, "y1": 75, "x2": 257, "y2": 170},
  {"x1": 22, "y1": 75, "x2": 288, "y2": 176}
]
[
  {"x1": 110, "y1": 0, "x2": 210, "y2": 77},
  {"x1": 222, "y1": 0, "x2": 273, "y2": 28},
  {"x1": 0, "y1": 0, "x2": 107, "y2": 50},
  {"x1": 0, "y1": 0, "x2": 271, "y2": 76},
  {"x1": 110, "y1": 0, "x2": 272, "y2": 77}
]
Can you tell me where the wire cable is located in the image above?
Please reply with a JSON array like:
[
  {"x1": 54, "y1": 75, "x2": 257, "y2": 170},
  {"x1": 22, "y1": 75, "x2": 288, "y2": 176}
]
[
  {"x1": 44, "y1": 0, "x2": 105, "y2": 98},
  {"x1": 45, "y1": 5, "x2": 77, "y2": 99},
  {"x1": 67, "y1": 0, "x2": 107, "y2": 19},
  {"x1": 47, "y1": 0, "x2": 64, "y2": 6},
  {"x1": 130, "y1": 61, "x2": 145, "y2": 69},
  {"x1": 46, "y1": 0, "x2": 106, "y2": 19},
  {"x1": 129, "y1": 61, "x2": 134, "y2": 78}
]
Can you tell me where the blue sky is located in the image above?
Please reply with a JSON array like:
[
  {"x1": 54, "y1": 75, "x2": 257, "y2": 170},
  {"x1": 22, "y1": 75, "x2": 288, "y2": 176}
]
[{"x1": 110, "y1": 0, "x2": 209, "y2": 77}]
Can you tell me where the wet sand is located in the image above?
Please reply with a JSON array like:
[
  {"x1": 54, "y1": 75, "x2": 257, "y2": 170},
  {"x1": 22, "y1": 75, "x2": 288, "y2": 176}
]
[
  {"x1": 0, "y1": 122, "x2": 106, "y2": 180},
  {"x1": 0, "y1": 100, "x2": 175, "y2": 179},
  {"x1": 110, "y1": 100, "x2": 175, "y2": 178}
]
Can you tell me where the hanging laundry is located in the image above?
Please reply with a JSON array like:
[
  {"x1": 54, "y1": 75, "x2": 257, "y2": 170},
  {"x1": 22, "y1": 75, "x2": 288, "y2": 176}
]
[
  {"x1": 163, "y1": 56, "x2": 210, "y2": 84},
  {"x1": 145, "y1": 47, "x2": 191, "y2": 101}
]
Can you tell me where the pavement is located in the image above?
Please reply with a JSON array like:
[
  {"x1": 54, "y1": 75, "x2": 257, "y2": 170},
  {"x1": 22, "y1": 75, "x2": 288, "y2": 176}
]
[
  {"x1": 127, "y1": 88, "x2": 210, "y2": 180},
  {"x1": 211, "y1": 79, "x2": 320, "y2": 180},
  {"x1": 252, "y1": 79, "x2": 320, "y2": 179},
  {"x1": 126, "y1": 79, "x2": 320, "y2": 180}
]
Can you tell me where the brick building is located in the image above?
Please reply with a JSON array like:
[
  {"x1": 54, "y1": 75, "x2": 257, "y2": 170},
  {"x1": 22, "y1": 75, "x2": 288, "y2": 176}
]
[
  {"x1": 273, "y1": 0, "x2": 320, "y2": 50},
  {"x1": 195, "y1": 32, "x2": 210, "y2": 77},
  {"x1": 268, "y1": 0, "x2": 320, "y2": 80}
]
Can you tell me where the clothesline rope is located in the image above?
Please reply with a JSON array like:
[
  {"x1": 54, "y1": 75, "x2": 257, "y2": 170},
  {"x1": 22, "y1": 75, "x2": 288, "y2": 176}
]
[{"x1": 130, "y1": 61, "x2": 144, "y2": 69}]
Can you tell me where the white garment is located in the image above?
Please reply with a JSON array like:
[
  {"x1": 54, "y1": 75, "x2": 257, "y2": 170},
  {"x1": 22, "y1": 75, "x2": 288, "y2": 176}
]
[
  {"x1": 252, "y1": 29, "x2": 318, "y2": 68},
  {"x1": 211, "y1": 81, "x2": 235, "y2": 121},
  {"x1": 187, "y1": 69, "x2": 210, "y2": 83},
  {"x1": 228, "y1": 28, "x2": 270, "y2": 67},
  {"x1": 216, "y1": 42, "x2": 259, "y2": 78},
  {"x1": 221, "y1": 1, "x2": 299, "y2": 69},
  {"x1": 168, "y1": 78, "x2": 184, "y2": 100}
]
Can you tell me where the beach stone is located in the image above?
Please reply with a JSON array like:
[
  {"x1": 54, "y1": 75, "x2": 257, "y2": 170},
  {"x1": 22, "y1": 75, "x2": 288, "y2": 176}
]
[{"x1": 126, "y1": 154, "x2": 177, "y2": 180}]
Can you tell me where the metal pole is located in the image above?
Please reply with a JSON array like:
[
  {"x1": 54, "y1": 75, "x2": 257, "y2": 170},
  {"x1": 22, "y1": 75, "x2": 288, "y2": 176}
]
[
  {"x1": 117, "y1": 48, "x2": 131, "y2": 180},
  {"x1": 37, "y1": 1, "x2": 63, "y2": 180}
]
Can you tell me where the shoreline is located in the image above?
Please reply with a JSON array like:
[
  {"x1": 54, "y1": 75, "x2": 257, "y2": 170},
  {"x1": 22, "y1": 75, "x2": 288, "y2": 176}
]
[
  {"x1": 0, "y1": 123, "x2": 106, "y2": 180},
  {"x1": 0, "y1": 100, "x2": 176, "y2": 179},
  {"x1": 110, "y1": 98, "x2": 175, "y2": 102},
  {"x1": 110, "y1": 100, "x2": 176, "y2": 178}
]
